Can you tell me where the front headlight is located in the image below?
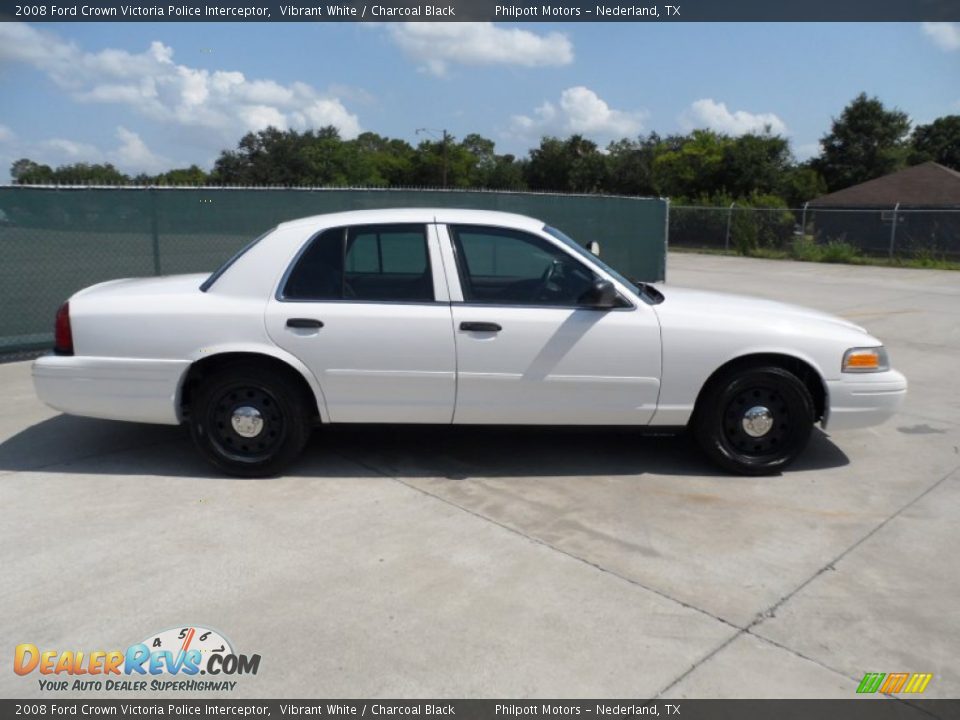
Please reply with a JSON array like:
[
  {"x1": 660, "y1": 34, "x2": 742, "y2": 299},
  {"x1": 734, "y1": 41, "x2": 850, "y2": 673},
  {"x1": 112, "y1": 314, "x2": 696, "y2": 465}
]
[{"x1": 842, "y1": 346, "x2": 890, "y2": 373}]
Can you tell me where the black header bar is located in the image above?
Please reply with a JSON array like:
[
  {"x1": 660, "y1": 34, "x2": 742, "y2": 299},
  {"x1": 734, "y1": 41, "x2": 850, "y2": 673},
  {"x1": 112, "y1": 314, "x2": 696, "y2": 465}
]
[
  {"x1": 1, "y1": 700, "x2": 958, "y2": 719},
  {"x1": 1, "y1": 0, "x2": 959, "y2": 22}
]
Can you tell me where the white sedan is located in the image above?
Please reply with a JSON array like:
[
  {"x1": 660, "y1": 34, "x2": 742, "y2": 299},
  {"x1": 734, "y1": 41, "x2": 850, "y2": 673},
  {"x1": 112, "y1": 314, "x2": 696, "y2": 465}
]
[{"x1": 32, "y1": 208, "x2": 907, "y2": 476}]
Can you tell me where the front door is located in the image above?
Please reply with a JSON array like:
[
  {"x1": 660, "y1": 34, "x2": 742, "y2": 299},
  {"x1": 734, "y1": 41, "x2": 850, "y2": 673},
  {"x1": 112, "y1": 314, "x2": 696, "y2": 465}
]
[
  {"x1": 444, "y1": 224, "x2": 661, "y2": 425},
  {"x1": 266, "y1": 222, "x2": 456, "y2": 423}
]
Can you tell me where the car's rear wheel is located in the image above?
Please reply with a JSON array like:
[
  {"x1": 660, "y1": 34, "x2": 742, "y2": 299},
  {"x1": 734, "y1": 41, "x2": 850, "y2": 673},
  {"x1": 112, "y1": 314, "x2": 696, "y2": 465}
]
[
  {"x1": 190, "y1": 363, "x2": 312, "y2": 477},
  {"x1": 693, "y1": 365, "x2": 814, "y2": 475}
]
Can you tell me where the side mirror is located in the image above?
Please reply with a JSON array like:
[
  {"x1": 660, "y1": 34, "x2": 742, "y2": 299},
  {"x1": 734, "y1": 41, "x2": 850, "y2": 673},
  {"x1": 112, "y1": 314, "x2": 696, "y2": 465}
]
[
  {"x1": 585, "y1": 241, "x2": 601, "y2": 256},
  {"x1": 580, "y1": 279, "x2": 618, "y2": 309}
]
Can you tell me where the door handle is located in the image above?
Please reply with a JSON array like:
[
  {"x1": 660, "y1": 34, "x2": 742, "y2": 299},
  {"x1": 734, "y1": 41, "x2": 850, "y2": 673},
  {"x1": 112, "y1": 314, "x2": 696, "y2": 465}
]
[
  {"x1": 460, "y1": 321, "x2": 501, "y2": 332},
  {"x1": 286, "y1": 318, "x2": 324, "y2": 329}
]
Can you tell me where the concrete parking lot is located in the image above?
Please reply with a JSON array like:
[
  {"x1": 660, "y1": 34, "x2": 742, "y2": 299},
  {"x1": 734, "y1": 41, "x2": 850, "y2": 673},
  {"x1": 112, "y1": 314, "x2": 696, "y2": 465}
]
[{"x1": 1, "y1": 252, "x2": 957, "y2": 700}]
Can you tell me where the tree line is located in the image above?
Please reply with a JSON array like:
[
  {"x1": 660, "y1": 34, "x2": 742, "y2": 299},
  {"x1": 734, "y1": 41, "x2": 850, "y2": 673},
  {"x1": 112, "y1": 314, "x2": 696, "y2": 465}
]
[{"x1": 9, "y1": 93, "x2": 960, "y2": 209}]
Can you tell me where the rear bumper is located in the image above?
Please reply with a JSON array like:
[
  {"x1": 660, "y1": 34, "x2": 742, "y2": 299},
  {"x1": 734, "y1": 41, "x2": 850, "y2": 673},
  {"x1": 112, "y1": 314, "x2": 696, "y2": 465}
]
[
  {"x1": 824, "y1": 369, "x2": 907, "y2": 431},
  {"x1": 32, "y1": 355, "x2": 189, "y2": 425}
]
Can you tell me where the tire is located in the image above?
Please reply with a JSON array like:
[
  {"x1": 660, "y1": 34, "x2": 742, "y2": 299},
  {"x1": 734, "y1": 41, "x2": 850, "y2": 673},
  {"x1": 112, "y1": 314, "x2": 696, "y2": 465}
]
[
  {"x1": 189, "y1": 362, "x2": 313, "y2": 477},
  {"x1": 692, "y1": 365, "x2": 815, "y2": 476}
]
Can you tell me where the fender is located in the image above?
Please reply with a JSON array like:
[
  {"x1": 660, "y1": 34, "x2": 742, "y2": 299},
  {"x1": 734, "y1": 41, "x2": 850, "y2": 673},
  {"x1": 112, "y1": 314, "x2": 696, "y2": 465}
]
[
  {"x1": 179, "y1": 342, "x2": 331, "y2": 424},
  {"x1": 652, "y1": 344, "x2": 829, "y2": 427}
]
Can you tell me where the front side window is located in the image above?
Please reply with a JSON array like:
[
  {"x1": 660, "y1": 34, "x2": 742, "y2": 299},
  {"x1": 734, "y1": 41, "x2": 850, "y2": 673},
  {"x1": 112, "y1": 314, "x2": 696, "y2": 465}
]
[
  {"x1": 282, "y1": 224, "x2": 433, "y2": 302},
  {"x1": 449, "y1": 225, "x2": 599, "y2": 306}
]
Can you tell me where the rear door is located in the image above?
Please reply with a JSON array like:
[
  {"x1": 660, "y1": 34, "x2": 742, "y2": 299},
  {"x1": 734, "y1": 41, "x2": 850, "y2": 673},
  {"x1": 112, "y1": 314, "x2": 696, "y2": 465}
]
[
  {"x1": 265, "y1": 222, "x2": 456, "y2": 423},
  {"x1": 442, "y1": 223, "x2": 661, "y2": 425}
]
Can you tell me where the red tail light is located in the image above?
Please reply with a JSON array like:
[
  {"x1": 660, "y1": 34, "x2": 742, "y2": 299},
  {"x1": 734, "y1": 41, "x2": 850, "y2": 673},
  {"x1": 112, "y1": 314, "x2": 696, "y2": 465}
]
[{"x1": 54, "y1": 302, "x2": 74, "y2": 355}]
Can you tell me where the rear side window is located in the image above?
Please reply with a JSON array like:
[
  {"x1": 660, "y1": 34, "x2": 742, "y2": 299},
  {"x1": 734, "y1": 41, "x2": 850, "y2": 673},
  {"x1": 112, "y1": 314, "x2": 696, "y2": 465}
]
[
  {"x1": 281, "y1": 224, "x2": 434, "y2": 302},
  {"x1": 283, "y1": 227, "x2": 343, "y2": 300}
]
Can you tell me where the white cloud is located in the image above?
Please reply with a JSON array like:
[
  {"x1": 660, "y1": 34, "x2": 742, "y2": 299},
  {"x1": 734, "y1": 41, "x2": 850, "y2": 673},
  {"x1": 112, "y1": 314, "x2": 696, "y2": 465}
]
[
  {"x1": 40, "y1": 138, "x2": 102, "y2": 162},
  {"x1": 14, "y1": 127, "x2": 170, "y2": 175},
  {"x1": 0, "y1": 23, "x2": 362, "y2": 140},
  {"x1": 511, "y1": 86, "x2": 645, "y2": 141},
  {"x1": 110, "y1": 127, "x2": 170, "y2": 173},
  {"x1": 681, "y1": 99, "x2": 788, "y2": 136},
  {"x1": 922, "y1": 22, "x2": 960, "y2": 51},
  {"x1": 387, "y1": 22, "x2": 573, "y2": 76},
  {"x1": 0, "y1": 125, "x2": 14, "y2": 143}
]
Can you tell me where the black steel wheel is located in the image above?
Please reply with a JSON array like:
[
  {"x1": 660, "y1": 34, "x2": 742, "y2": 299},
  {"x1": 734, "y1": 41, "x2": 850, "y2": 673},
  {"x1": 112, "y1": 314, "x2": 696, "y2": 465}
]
[
  {"x1": 190, "y1": 363, "x2": 312, "y2": 477},
  {"x1": 693, "y1": 365, "x2": 814, "y2": 475}
]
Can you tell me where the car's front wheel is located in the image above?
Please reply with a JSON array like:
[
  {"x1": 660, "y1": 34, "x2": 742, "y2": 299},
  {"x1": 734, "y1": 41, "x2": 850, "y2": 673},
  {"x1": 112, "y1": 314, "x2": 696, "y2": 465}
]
[
  {"x1": 693, "y1": 365, "x2": 815, "y2": 475},
  {"x1": 189, "y1": 363, "x2": 313, "y2": 477}
]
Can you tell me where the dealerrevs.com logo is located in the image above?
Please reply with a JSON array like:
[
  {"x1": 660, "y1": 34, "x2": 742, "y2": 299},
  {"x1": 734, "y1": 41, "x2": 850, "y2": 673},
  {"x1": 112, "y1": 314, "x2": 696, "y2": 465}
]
[{"x1": 14, "y1": 626, "x2": 261, "y2": 692}]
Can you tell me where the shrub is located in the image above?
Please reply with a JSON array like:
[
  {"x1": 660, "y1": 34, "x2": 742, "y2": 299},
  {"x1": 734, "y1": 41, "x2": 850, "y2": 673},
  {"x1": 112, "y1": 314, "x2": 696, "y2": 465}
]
[
  {"x1": 790, "y1": 236, "x2": 821, "y2": 262},
  {"x1": 731, "y1": 211, "x2": 759, "y2": 254},
  {"x1": 819, "y1": 241, "x2": 861, "y2": 264}
]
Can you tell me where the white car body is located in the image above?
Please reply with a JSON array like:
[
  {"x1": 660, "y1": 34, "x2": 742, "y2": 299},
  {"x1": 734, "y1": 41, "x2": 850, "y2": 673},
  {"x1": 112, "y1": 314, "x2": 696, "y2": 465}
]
[{"x1": 33, "y1": 208, "x2": 906, "y2": 468}]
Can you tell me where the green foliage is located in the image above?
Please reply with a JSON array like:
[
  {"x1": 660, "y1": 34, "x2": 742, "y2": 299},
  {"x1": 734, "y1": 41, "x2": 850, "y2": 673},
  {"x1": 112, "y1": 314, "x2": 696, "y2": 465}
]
[
  {"x1": 818, "y1": 241, "x2": 862, "y2": 263},
  {"x1": 409, "y1": 137, "x2": 477, "y2": 188},
  {"x1": 789, "y1": 236, "x2": 821, "y2": 262},
  {"x1": 909, "y1": 247, "x2": 947, "y2": 268},
  {"x1": 211, "y1": 126, "x2": 361, "y2": 186},
  {"x1": 673, "y1": 193, "x2": 796, "y2": 255},
  {"x1": 909, "y1": 115, "x2": 960, "y2": 170},
  {"x1": 11, "y1": 158, "x2": 128, "y2": 185},
  {"x1": 653, "y1": 130, "x2": 726, "y2": 198},
  {"x1": 788, "y1": 237, "x2": 861, "y2": 263},
  {"x1": 814, "y1": 92, "x2": 910, "y2": 191},
  {"x1": 726, "y1": 196, "x2": 793, "y2": 254},
  {"x1": 205, "y1": 127, "x2": 524, "y2": 189},
  {"x1": 523, "y1": 135, "x2": 608, "y2": 193},
  {"x1": 351, "y1": 132, "x2": 416, "y2": 186},
  {"x1": 605, "y1": 134, "x2": 659, "y2": 196},
  {"x1": 10, "y1": 159, "x2": 55, "y2": 184},
  {"x1": 153, "y1": 165, "x2": 209, "y2": 186},
  {"x1": 719, "y1": 133, "x2": 792, "y2": 198},
  {"x1": 778, "y1": 165, "x2": 828, "y2": 207},
  {"x1": 8, "y1": 95, "x2": 955, "y2": 203}
]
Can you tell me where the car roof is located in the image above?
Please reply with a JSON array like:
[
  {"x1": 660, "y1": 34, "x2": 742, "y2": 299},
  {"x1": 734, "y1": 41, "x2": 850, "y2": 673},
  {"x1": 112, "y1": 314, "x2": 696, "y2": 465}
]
[{"x1": 276, "y1": 207, "x2": 546, "y2": 233}]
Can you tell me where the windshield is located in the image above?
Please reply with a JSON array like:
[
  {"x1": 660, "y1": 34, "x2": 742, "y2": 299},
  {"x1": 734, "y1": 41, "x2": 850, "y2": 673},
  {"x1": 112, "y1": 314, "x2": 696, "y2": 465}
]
[{"x1": 542, "y1": 225, "x2": 641, "y2": 298}]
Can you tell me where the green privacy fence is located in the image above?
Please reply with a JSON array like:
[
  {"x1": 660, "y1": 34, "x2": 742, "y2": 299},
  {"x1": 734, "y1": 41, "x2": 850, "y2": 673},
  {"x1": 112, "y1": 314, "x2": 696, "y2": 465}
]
[{"x1": 0, "y1": 187, "x2": 667, "y2": 353}]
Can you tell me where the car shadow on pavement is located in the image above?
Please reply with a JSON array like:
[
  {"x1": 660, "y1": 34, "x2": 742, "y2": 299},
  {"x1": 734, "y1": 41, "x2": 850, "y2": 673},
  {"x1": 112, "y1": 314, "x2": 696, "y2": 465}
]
[{"x1": 0, "y1": 414, "x2": 849, "y2": 479}]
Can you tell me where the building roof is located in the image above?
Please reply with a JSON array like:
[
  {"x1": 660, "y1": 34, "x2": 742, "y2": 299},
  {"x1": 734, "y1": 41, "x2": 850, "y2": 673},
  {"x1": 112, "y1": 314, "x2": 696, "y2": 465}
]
[{"x1": 809, "y1": 162, "x2": 960, "y2": 208}]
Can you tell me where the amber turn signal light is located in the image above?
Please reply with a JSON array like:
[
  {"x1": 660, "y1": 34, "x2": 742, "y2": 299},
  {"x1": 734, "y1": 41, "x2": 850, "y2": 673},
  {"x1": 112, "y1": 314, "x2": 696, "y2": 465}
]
[{"x1": 842, "y1": 347, "x2": 889, "y2": 373}]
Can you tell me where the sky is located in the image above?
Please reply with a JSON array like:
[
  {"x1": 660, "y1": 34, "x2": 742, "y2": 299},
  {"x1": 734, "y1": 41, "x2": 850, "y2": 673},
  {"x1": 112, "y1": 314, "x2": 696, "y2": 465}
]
[{"x1": 0, "y1": 21, "x2": 958, "y2": 181}]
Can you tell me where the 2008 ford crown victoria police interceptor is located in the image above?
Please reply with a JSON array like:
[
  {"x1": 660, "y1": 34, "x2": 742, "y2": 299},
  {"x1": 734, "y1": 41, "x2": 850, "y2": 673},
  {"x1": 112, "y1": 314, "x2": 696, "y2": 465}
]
[{"x1": 33, "y1": 209, "x2": 906, "y2": 477}]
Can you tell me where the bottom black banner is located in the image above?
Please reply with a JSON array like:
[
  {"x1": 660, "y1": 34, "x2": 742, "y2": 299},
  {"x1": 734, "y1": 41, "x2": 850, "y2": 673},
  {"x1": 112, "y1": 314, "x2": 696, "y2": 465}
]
[{"x1": 2, "y1": 700, "x2": 958, "y2": 720}]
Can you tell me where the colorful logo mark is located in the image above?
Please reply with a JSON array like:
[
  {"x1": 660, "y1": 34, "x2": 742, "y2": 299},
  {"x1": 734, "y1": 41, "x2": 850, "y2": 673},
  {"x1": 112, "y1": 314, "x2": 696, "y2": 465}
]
[
  {"x1": 13, "y1": 626, "x2": 259, "y2": 678},
  {"x1": 857, "y1": 672, "x2": 933, "y2": 694}
]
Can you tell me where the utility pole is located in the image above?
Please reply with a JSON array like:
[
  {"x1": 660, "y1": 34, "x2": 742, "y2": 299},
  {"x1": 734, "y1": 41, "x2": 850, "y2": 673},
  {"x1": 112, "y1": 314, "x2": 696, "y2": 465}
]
[{"x1": 416, "y1": 128, "x2": 450, "y2": 188}]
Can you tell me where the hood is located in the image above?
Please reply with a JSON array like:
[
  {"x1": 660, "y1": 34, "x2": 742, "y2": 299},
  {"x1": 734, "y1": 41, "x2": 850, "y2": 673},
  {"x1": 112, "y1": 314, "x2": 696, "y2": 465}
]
[
  {"x1": 655, "y1": 285, "x2": 868, "y2": 335},
  {"x1": 73, "y1": 273, "x2": 209, "y2": 301}
]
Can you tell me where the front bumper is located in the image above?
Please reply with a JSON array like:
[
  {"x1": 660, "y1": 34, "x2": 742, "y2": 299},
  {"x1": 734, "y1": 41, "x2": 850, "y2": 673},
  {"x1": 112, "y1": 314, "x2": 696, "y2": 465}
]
[
  {"x1": 32, "y1": 355, "x2": 189, "y2": 425},
  {"x1": 824, "y1": 369, "x2": 907, "y2": 431}
]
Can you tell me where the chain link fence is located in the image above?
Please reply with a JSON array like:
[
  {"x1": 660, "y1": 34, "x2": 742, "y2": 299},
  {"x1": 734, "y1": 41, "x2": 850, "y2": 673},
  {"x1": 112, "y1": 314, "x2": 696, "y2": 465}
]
[
  {"x1": 669, "y1": 204, "x2": 960, "y2": 261},
  {"x1": 0, "y1": 186, "x2": 667, "y2": 355}
]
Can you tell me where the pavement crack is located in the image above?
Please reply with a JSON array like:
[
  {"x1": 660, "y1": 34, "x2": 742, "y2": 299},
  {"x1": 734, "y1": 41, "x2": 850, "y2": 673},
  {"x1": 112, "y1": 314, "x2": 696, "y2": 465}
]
[
  {"x1": 746, "y1": 462, "x2": 960, "y2": 635},
  {"x1": 337, "y1": 449, "x2": 960, "y2": 701},
  {"x1": 653, "y1": 631, "x2": 742, "y2": 698},
  {"x1": 332, "y1": 450, "x2": 745, "y2": 635}
]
